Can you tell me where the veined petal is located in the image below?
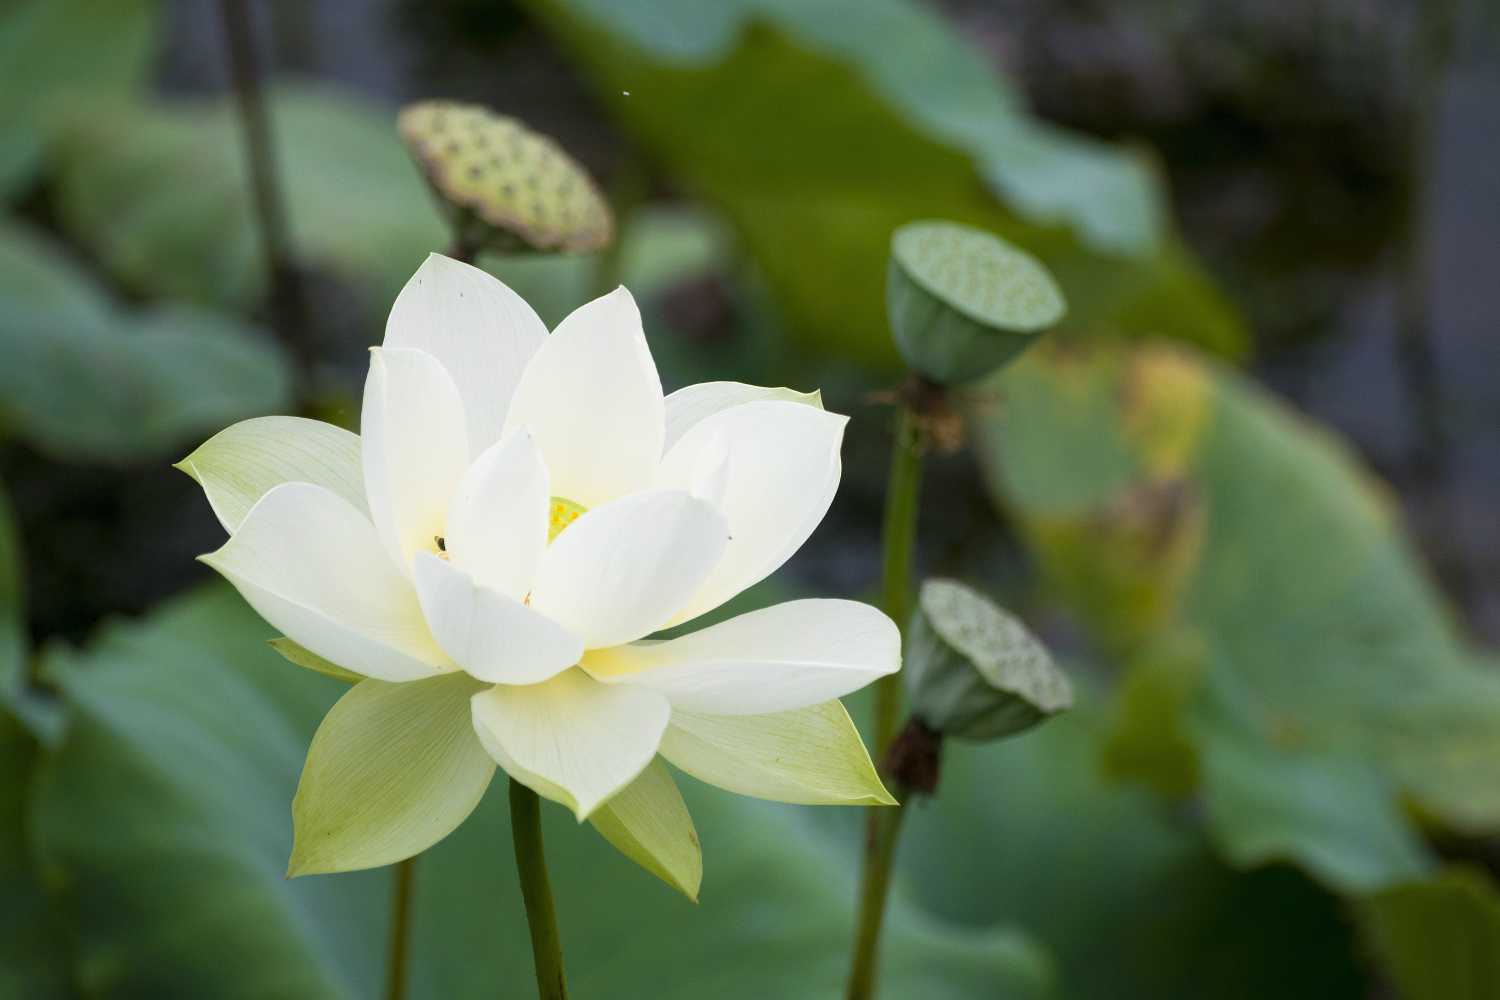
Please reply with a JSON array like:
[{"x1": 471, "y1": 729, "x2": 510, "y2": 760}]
[
  {"x1": 444, "y1": 430, "x2": 549, "y2": 601},
  {"x1": 589, "y1": 759, "x2": 701, "y2": 900},
  {"x1": 361, "y1": 347, "x2": 470, "y2": 574},
  {"x1": 582, "y1": 599, "x2": 899, "y2": 714},
  {"x1": 658, "y1": 400, "x2": 846, "y2": 626},
  {"x1": 661, "y1": 701, "x2": 895, "y2": 806},
  {"x1": 288, "y1": 673, "x2": 494, "y2": 875},
  {"x1": 384, "y1": 253, "x2": 547, "y2": 456},
  {"x1": 413, "y1": 553, "x2": 581, "y2": 685},
  {"x1": 470, "y1": 669, "x2": 670, "y2": 820},
  {"x1": 200, "y1": 483, "x2": 448, "y2": 682},
  {"x1": 529, "y1": 490, "x2": 729, "y2": 649},
  {"x1": 501, "y1": 287, "x2": 664, "y2": 508},
  {"x1": 176, "y1": 416, "x2": 365, "y2": 534},
  {"x1": 663, "y1": 381, "x2": 823, "y2": 453}
]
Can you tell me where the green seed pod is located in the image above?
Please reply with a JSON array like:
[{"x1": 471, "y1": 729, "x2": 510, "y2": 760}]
[
  {"x1": 398, "y1": 100, "x2": 612, "y2": 254},
  {"x1": 887, "y1": 220, "x2": 1065, "y2": 385},
  {"x1": 904, "y1": 578, "x2": 1072, "y2": 741}
]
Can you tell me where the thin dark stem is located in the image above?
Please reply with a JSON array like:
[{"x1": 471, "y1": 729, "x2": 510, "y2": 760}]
[
  {"x1": 510, "y1": 779, "x2": 569, "y2": 1000},
  {"x1": 384, "y1": 857, "x2": 416, "y2": 1000},
  {"x1": 218, "y1": 0, "x2": 313, "y2": 379}
]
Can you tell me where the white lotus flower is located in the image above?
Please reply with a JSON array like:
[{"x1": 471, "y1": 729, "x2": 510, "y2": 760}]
[{"x1": 180, "y1": 254, "x2": 898, "y2": 898}]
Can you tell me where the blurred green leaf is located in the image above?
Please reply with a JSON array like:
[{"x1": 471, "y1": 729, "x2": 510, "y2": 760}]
[
  {"x1": 0, "y1": 220, "x2": 292, "y2": 461},
  {"x1": 50, "y1": 83, "x2": 595, "y2": 326},
  {"x1": 0, "y1": 0, "x2": 155, "y2": 197},
  {"x1": 895, "y1": 694, "x2": 1368, "y2": 999},
  {"x1": 523, "y1": 0, "x2": 1246, "y2": 365},
  {"x1": 1359, "y1": 867, "x2": 1500, "y2": 1000},
  {"x1": 30, "y1": 585, "x2": 1055, "y2": 998},
  {"x1": 973, "y1": 341, "x2": 1500, "y2": 893},
  {"x1": 0, "y1": 483, "x2": 70, "y2": 998}
]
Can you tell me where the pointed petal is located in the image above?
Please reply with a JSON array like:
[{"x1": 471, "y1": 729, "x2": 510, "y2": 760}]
[
  {"x1": 361, "y1": 347, "x2": 470, "y2": 574},
  {"x1": 268, "y1": 637, "x2": 362, "y2": 684},
  {"x1": 658, "y1": 400, "x2": 846, "y2": 625},
  {"x1": 470, "y1": 669, "x2": 670, "y2": 820},
  {"x1": 582, "y1": 599, "x2": 899, "y2": 714},
  {"x1": 501, "y1": 287, "x2": 664, "y2": 507},
  {"x1": 660, "y1": 701, "x2": 895, "y2": 806},
  {"x1": 288, "y1": 673, "x2": 494, "y2": 875},
  {"x1": 589, "y1": 759, "x2": 701, "y2": 900},
  {"x1": 663, "y1": 381, "x2": 823, "y2": 452},
  {"x1": 176, "y1": 416, "x2": 365, "y2": 534},
  {"x1": 529, "y1": 490, "x2": 729, "y2": 649},
  {"x1": 384, "y1": 253, "x2": 547, "y2": 456},
  {"x1": 413, "y1": 553, "x2": 581, "y2": 685},
  {"x1": 444, "y1": 430, "x2": 549, "y2": 601},
  {"x1": 200, "y1": 483, "x2": 447, "y2": 682}
]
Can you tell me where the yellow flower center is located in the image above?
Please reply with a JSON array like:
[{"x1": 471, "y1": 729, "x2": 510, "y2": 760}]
[{"x1": 548, "y1": 496, "x2": 586, "y2": 542}]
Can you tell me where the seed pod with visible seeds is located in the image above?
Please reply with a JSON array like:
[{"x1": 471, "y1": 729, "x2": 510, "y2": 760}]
[
  {"x1": 398, "y1": 100, "x2": 613, "y2": 255},
  {"x1": 887, "y1": 220, "x2": 1065, "y2": 385},
  {"x1": 904, "y1": 578, "x2": 1072, "y2": 741}
]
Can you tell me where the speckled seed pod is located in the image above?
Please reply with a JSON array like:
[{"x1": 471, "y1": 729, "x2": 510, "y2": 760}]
[
  {"x1": 887, "y1": 220, "x2": 1065, "y2": 385},
  {"x1": 398, "y1": 100, "x2": 613, "y2": 254},
  {"x1": 904, "y1": 578, "x2": 1072, "y2": 741}
]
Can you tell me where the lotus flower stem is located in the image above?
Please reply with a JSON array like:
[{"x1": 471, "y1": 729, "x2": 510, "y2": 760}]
[
  {"x1": 846, "y1": 797, "x2": 909, "y2": 1000},
  {"x1": 384, "y1": 857, "x2": 416, "y2": 1000},
  {"x1": 847, "y1": 398, "x2": 926, "y2": 999},
  {"x1": 217, "y1": 0, "x2": 313, "y2": 381},
  {"x1": 510, "y1": 779, "x2": 569, "y2": 1000}
]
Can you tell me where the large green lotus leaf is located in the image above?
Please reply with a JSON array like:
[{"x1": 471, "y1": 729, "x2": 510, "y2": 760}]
[
  {"x1": 0, "y1": 0, "x2": 155, "y2": 197},
  {"x1": 1358, "y1": 867, "x2": 1500, "y2": 1000},
  {"x1": 49, "y1": 84, "x2": 596, "y2": 327},
  {"x1": 891, "y1": 698, "x2": 1367, "y2": 999},
  {"x1": 520, "y1": 0, "x2": 1245, "y2": 365},
  {"x1": 29, "y1": 585, "x2": 1053, "y2": 998},
  {"x1": 0, "y1": 219, "x2": 292, "y2": 461},
  {"x1": 0, "y1": 479, "x2": 71, "y2": 998},
  {"x1": 971, "y1": 341, "x2": 1500, "y2": 893}
]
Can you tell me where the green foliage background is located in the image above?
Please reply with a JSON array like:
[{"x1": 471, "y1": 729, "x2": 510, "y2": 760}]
[{"x1": 1, "y1": 1, "x2": 1496, "y2": 998}]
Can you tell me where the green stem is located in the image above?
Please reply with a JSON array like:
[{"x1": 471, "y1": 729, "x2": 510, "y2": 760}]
[
  {"x1": 847, "y1": 401, "x2": 924, "y2": 1000},
  {"x1": 846, "y1": 800, "x2": 909, "y2": 1000},
  {"x1": 510, "y1": 779, "x2": 569, "y2": 1000},
  {"x1": 384, "y1": 857, "x2": 415, "y2": 1000},
  {"x1": 218, "y1": 0, "x2": 314, "y2": 384},
  {"x1": 872, "y1": 405, "x2": 923, "y2": 753}
]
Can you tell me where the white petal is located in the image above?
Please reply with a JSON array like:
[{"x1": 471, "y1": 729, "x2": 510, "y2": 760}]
[
  {"x1": 413, "y1": 553, "x2": 581, "y2": 685},
  {"x1": 660, "y1": 701, "x2": 895, "y2": 806},
  {"x1": 529, "y1": 490, "x2": 729, "y2": 649},
  {"x1": 658, "y1": 400, "x2": 846, "y2": 626},
  {"x1": 444, "y1": 430, "x2": 549, "y2": 601},
  {"x1": 470, "y1": 669, "x2": 670, "y2": 820},
  {"x1": 501, "y1": 286, "x2": 664, "y2": 507},
  {"x1": 384, "y1": 253, "x2": 547, "y2": 456},
  {"x1": 361, "y1": 347, "x2": 470, "y2": 574},
  {"x1": 176, "y1": 416, "x2": 365, "y2": 534},
  {"x1": 582, "y1": 599, "x2": 899, "y2": 714},
  {"x1": 200, "y1": 483, "x2": 447, "y2": 682},
  {"x1": 663, "y1": 381, "x2": 823, "y2": 452}
]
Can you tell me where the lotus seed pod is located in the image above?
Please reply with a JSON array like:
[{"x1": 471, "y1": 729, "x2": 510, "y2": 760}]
[
  {"x1": 904, "y1": 578, "x2": 1072, "y2": 741},
  {"x1": 398, "y1": 100, "x2": 612, "y2": 254},
  {"x1": 887, "y1": 220, "x2": 1065, "y2": 385}
]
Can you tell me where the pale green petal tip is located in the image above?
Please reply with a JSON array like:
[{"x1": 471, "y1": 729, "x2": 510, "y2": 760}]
[
  {"x1": 171, "y1": 454, "x2": 201, "y2": 482},
  {"x1": 268, "y1": 637, "x2": 362, "y2": 684}
]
